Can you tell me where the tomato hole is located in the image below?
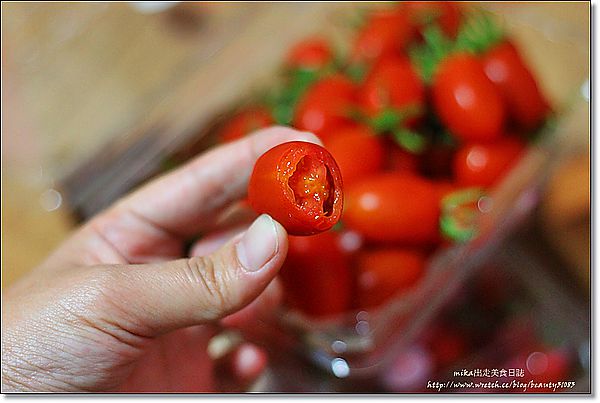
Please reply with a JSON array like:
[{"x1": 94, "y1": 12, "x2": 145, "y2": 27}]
[{"x1": 289, "y1": 155, "x2": 335, "y2": 216}]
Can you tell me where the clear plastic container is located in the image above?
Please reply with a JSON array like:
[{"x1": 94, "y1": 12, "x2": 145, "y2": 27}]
[{"x1": 236, "y1": 2, "x2": 590, "y2": 380}]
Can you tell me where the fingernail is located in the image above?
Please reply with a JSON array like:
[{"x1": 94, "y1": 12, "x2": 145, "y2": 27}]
[{"x1": 236, "y1": 214, "x2": 279, "y2": 272}]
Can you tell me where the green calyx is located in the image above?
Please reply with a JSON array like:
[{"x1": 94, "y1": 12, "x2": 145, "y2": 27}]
[
  {"x1": 409, "y1": 10, "x2": 505, "y2": 84},
  {"x1": 454, "y1": 10, "x2": 504, "y2": 55},
  {"x1": 393, "y1": 128, "x2": 427, "y2": 154},
  {"x1": 364, "y1": 106, "x2": 427, "y2": 154},
  {"x1": 269, "y1": 68, "x2": 320, "y2": 125},
  {"x1": 410, "y1": 25, "x2": 454, "y2": 84},
  {"x1": 440, "y1": 187, "x2": 487, "y2": 243}
]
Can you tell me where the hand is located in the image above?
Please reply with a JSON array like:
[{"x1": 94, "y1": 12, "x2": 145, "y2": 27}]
[{"x1": 2, "y1": 127, "x2": 320, "y2": 392}]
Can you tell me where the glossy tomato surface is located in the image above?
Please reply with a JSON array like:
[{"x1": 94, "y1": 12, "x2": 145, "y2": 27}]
[
  {"x1": 359, "y1": 55, "x2": 426, "y2": 124},
  {"x1": 355, "y1": 247, "x2": 426, "y2": 309},
  {"x1": 280, "y1": 231, "x2": 353, "y2": 317},
  {"x1": 351, "y1": 7, "x2": 415, "y2": 64},
  {"x1": 432, "y1": 53, "x2": 506, "y2": 143},
  {"x1": 453, "y1": 137, "x2": 526, "y2": 188},
  {"x1": 286, "y1": 37, "x2": 333, "y2": 70},
  {"x1": 324, "y1": 124, "x2": 385, "y2": 185},
  {"x1": 219, "y1": 107, "x2": 274, "y2": 143},
  {"x1": 483, "y1": 40, "x2": 550, "y2": 131},
  {"x1": 343, "y1": 173, "x2": 441, "y2": 244},
  {"x1": 293, "y1": 75, "x2": 356, "y2": 139},
  {"x1": 248, "y1": 141, "x2": 343, "y2": 235}
]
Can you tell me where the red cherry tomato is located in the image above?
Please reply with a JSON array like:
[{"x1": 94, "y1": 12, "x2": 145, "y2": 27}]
[
  {"x1": 385, "y1": 140, "x2": 420, "y2": 172},
  {"x1": 293, "y1": 75, "x2": 356, "y2": 139},
  {"x1": 248, "y1": 141, "x2": 343, "y2": 236},
  {"x1": 218, "y1": 107, "x2": 274, "y2": 143},
  {"x1": 281, "y1": 231, "x2": 353, "y2": 317},
  {"x1": 351, "y1": 7, "x2": 415, "y2": 64},
  {"x1": 404, "y1": 1, "x2": 462, "y2": 39},
  {"x1": 359, "y1": 55, "x2": 426, "y2": 124},
  {"x1": 324, "y1": 124, "x2": 385, "y2": 185},
  {"x1": 453, "y1": 137, "x2": 526, "y2": 188},
  {"x1": 344, "y1": 173, "x2": 440, "y2": 244},
  {"x1": 483, "y1": 40, "x2": 550, "y2": 131},
  {"x1": 285, "y1": 37, "x2": 333, "y2": 70},
  {"x1": 432, "y1": 53, "x2": 506, "y2": 143},
  {"x1": 355, "y1": 247, "x2": 426, "y2": 309}
]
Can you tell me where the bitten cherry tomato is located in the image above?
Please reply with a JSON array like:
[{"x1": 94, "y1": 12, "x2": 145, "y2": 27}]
[
  {"x1": 359, "y1": 55, "x2": 426, "y2": 125},
  {"x1": 453, "y1": 137, "x2": 526, "y2": 188},
  {"x1": 351, "y1": 7, "x2": 415, "y2": 64},
  {"x1": 293, "y1": 75, "x2": 356, "y2": 139},
  {"x1": 324, "y1": 124, "x2": 385, "y2": 185},
  {"x1": 483, "y1": 40, "x2": 550, "y2": 131},
  {"x1": 286, "y1": 37, "x2": 333, "y2": 70},
  {"x1": 218, "y1": 107, "x2": 274, "y2": 143},
  {"x1": 404, "y1": 1, "x2": 462, "y2": 39},
  {"x1": 432, "y1": 53, "x2": 506, "y2": 143},
  {"x1": 248, "y1": 141, "x2": 343, "y2": 236},
  {"x1": 343, "y1": 173, "x2": 440, "y2": 244},
  {"x1": 355, "y1": 247, "x2": 426, "y2": 309},
  {"x1": 281, "y1": 231, "x2": 353, "y2": 317}
]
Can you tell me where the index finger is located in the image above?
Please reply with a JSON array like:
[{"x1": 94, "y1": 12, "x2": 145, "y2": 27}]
[{"x1": 112, "y1": 126, "x2": 321, "y2": 238}]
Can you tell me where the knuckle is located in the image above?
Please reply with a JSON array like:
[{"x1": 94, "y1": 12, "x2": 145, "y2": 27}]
[{"x1": 183, "y1": 256, "x2": 236, "y2": 317}]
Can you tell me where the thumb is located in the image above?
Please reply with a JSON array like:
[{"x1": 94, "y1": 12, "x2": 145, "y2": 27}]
[{"x1": 105, "y1": 214, "x2": 287, "y2": 336}]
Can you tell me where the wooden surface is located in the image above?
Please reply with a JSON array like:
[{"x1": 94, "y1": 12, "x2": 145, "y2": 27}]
[{"x1": 2, "y1": 2, "x2": 590, "y2": 287}]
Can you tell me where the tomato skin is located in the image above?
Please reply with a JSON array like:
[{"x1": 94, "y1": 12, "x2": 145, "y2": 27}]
[
  {"x1": 293, "y1": 75, "x2": 357, "y2": 139},
  {"x1": 432, "y1": 53, "x2": 506, "y2": 143},
  {"x1": 248, "y1": 141, "x2": 343, "y2": 236},
  {"x1": 351, "y1": 7, "x2": 415, "y2": 64},
  {"x1": 355, "y1": 247, "x2": 426, "y2": 309},
  {"x1": 359, "y1": 55, "x2": 426, "y2": 124},
  {"x1": 219, "y1": 107, "x2": 274, "y2": 143},
  {"x1": 324, "y1": 124, "x2": 385, "y2": 185},
  {"x1": 286, "y1": 37, "x2": 333, "y2": 70},
  {"x1": 385, "y1": 140, "x2": 420, "y2": 172},
  {"x1": 344, "y1": 173, "x2": 441, "y2": 244},
  {"x1": 281, "y1": 231, "x2": 353, "y2": 317},
  {"x1": 483, "y1": 40, "x2": 550, "y2": 131},
  {"x1": 453, "y1": 137, "x2": 526, "y2": 188},
  {"x1": 404, "y1": 1, "x2": 462, "y2": 39}
]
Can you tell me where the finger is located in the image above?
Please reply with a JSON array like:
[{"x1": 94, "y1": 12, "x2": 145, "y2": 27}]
[
  {"x1": 114, "y1": 127, "x2": 321, "y2": 238},
  {"x1": 43, "y1": 128, "x2": 317, "y2": 268},
  {"x1": 189, "y1": 225, "x2": 249, "y2": 257},
  {"x1": 104, "y1": 214, "x2": 288, "y2": 336},
  {"x1": 221, "y1": 278, "x2": 282, "y2": 329}
]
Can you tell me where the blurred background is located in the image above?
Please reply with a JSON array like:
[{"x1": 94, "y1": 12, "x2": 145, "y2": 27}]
[{"x1": 2, "y1": 2, "x2": 590, "y2": 393}]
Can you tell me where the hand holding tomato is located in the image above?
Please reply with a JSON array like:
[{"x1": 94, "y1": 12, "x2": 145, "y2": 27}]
[
  {"x1": 248, "y1": 141, "x2": 344, "y2": 236},
  {"x1": 2, "y1": 127, "x2": 322, "y2": 392}
]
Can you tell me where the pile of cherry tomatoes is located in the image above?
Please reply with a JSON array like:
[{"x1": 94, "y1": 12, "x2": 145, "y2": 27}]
[{"x1": 218, "y1": 2, "x2": 550, "y2": 318}]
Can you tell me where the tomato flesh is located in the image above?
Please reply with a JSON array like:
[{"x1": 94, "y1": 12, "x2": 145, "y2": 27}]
[{"x1": 288, "y1": 155, "x2": 335, "y2": 217}]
